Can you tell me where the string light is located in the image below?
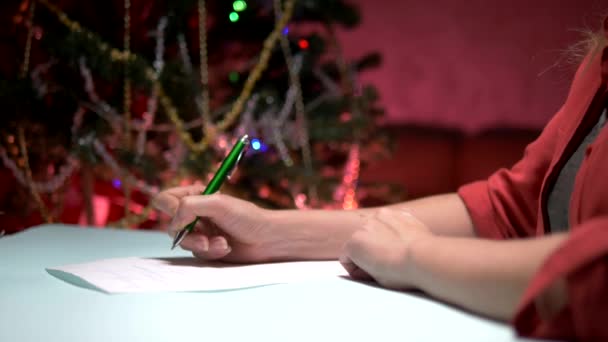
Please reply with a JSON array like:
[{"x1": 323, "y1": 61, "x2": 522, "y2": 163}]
[
  {"x1": 92, "y1": 139, "x2": 157, "y2": 196},
  {"x1": 275, "y1": 0, "x2": 316, "y2": 203},
  {"x1": 198, "y1": 0, "x2": 213, "y2": 143},
  {"x1": 19, "y1": 1, "x2": 36, "y2": 78},
  {"x1": 137, "y1": 16, "x2": 166, "y2": 158},
  {"x1": 123, "y1": 0, "x2": 133, "y2": 224},
  {"x1": 340, "y1": 112, "x2": 352, "y2": 122},
  {"x1": 258, "y1": 186, "x2": 270, "y2": 198},
  {"x1": 177, "y1": 34, "x2": 193, "y2": 72},
  {"x1": 17, "y1": 127, "x2": 53, "y2": 223},
  {"x1": 31, "y1": 0, "x2": 312, "y2": 226},
  {"x1": 282, "y1": 27, "x2": 289, "y2": 35},
  {"x1": 0, "y1": 147, "x2": 78, "y2": 193},
  {"x1": 298, "y1": 39, "x2": 309, "y2": 50},
  {"x1": 229, "y1": 12, "x2": 240, "y2": 22},
  {"x1": 294, "y1": 193, "x2": 308, "y2": 209},
  {"x1": 334, "y1": 144, "x2": 361, "y2": 210},
  {"x1": 228, "y1": 71, "x2": 240, "y2": 83},
  {"x1": 123, "y1": 0, "x2": 131, "y2": 145},
  {"x1": 232, "y1": 0, "x2": 247, "y2": 12},
  {"x1": 38, "y1": 0, "x2": 298, "y2": 154},
  {"x1": 31, "y1": 0, "x2": 366, "y2": 216},
  {"x1": 34, "y1": 27, "x2": 43, "y2": 40},
  {"x1": 251, "y1": 138, "x2": 261, "y2": 150}
]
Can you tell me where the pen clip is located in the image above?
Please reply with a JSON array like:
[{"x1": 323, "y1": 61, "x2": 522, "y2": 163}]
[{"x1": 227, "y1": 136, "x2": 249, "y2": 180}]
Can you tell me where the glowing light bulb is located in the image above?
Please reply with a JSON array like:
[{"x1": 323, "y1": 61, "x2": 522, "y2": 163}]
[
  {"x1": 112, "y1": 179, "x2": 122, "y2": 189},
  {"x1": 251, "y1": 138, "x2": 261, "y2": 150},
  {"x1": 228, "y1": 71, "x2": 239, "y2": 83},
  {"x1": 298, "y1": 39, "x2": 309, "y2": 49},
  {"x1": 232, "y1": 0, "x2": 247, "y2": 12},
  {"x1": 229, "y1": 12, "x2": 240, "y2": 22}
]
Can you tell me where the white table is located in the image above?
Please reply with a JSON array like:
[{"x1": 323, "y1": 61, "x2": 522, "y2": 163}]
[{"x1": 0, "y1": 225, "x2": 547, "y2": 341}]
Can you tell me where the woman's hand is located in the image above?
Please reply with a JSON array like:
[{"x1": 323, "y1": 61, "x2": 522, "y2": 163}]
[
  {"x1": 153, "y1": 185, "x2": 281, "y2": 263},
  {"x1": 340, "y1": 208, "x2": 433, "y2": 289}
]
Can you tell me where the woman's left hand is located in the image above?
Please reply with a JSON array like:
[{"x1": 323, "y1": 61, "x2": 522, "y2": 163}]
[{"x1": 339, "y1": 208, "x2": 433, "y2": 289}]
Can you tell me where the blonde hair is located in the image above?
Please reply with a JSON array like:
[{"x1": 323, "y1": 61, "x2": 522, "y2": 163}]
[{"x1": 566, "y1": 15, "x2": 607, "y2": 64}]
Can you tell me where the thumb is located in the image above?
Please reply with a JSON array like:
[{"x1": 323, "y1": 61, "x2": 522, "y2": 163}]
[{"x1": 152, "y1": 184, "x2": 207, "y2": 216}]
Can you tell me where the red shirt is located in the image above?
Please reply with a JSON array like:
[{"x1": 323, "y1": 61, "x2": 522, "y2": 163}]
[{"x1": 458, "y1": 22, "x2": 608, "y2": 340}]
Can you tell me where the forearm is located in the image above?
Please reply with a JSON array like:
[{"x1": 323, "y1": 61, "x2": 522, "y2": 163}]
[
  {"x1": 268, "y1": 209, "x2": 367, "y2": 260},
  {"x1": 410, "y1": 233, "x2": 568, "y2": 320},
  {"x1": 384, "y1": 193, "x2": 475, "y2": 237},
  {"x1": 267, "y1": 193, "x2": 474, "y2": 260}
]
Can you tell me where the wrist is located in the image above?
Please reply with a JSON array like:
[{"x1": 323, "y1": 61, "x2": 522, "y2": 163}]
[
  {"x1": 260, "y1": 209, "x2": 319, "y2": 261},
  {"x1": 256, "y1": 209, "x2": 291, "y2": 261},
  {"x1": 406, "y1": 234, "x2": 439, "y2": 290},
  {"x1": 262, "y1": 209, "x2": 364, "y2": 261}
]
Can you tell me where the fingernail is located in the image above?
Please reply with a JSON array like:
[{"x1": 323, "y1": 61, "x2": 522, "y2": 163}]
[
  {"x1": 194, "y1": 236, "x2": 209, "y2": 252},
  {"x1": 218, "y1": 240, "x2": 228, "y2": 251}
]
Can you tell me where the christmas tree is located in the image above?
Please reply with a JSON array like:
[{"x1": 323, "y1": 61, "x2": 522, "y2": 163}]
[{"x1": 0, "y1": 0, "x2": 401, "y2": 232}]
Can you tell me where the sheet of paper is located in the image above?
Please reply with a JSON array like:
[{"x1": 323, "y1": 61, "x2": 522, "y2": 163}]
[{"x1": 47, "y1": 257, "x2": 348, "y2": 293}]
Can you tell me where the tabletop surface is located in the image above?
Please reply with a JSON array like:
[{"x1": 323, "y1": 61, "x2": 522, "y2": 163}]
[{"x1": 0, "y1": 224, "x2": 547, "y2": 342}]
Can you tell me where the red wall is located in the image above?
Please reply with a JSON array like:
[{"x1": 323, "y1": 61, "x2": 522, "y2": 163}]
[{"x1": 339, "y1": 0, "x2": 605, "y2": 133}]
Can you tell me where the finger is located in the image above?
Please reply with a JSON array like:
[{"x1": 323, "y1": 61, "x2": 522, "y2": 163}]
[
  {"x1": 207, "y1": 236, "x2": 232, "y2": 259},
  {"x1": 344, "y1": 230, "x2": 371, "y2": 269},
  {"x1": 200, "y1": 217, "x2": 220, "y2": 237},
  {"x1": 180, "y1": 233, "x2": 209, "y2": 254},
  {"x1": 168, "y1": 213, "x2": 199, "y2": 238},
  {"x1": 190, "y1": 236, "x2": 231, "y2": 261},
  {"x1": 339, "y1": 254, "x2": 373, "y2": 281},
  {"x1": 345, "y1": 229, "x2": 387, "y2": 280},
  {"x1": 152, "y1": 185, "x2": 207, "y2": 215},
  {"x1": 168, "y1": 213, "x2": 218, "y2": 239}
]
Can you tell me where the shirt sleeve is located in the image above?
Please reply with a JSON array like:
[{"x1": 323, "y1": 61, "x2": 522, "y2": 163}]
[
  {"x1": 512, "y1": 217, "x2": 608, "y2": 340},
  {"x1": 457, "y1": 46, "x2": 604, "y2": 240},
  {"x1": 457, "y1": 109, "x2": 563, "y2": 239}
]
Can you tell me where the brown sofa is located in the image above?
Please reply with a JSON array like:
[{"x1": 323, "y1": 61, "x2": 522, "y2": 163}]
[{"x1": 361, "y1": 125, "x2": 540, "y2": 200}]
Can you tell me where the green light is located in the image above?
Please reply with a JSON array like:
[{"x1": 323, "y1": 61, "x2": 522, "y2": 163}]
[
  {"x1": 233, "y1": 0, "x2": 247, "y2": 12},
  {"x1": 228, "y1": 71, "x2": 240, "y2": 83},
  {"x1": 229, "y1": 12, "x2": 240, "y2": 22}
]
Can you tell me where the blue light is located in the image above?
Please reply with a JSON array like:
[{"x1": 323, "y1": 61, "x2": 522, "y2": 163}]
[
  {"x1": 112, "y1": 179, "x2": 122, "y2": 189},
  {"x1": 251, "y1": 139, "x2": 262, "y2": 150},
  {"x1": 282, "y1": 27, "x2": 289, "y2": 36}
]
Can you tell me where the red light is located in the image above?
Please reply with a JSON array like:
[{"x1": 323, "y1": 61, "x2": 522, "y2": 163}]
[{"x1": 298, "y1": 39, "x2": 309, "y2": 50}]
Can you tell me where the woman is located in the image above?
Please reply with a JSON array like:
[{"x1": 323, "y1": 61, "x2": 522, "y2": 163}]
[{"x1": 153, "y1": 17, "x2": 608, "y2": 340}]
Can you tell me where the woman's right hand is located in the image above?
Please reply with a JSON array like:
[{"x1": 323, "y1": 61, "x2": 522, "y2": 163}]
[{"x1": 153, "y1": 185, "x2": 282, "y2": 263}]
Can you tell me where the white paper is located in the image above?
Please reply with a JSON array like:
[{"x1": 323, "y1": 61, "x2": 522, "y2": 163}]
[{"x1": 47, "y1": 257, "x2": 348, "y2": 293}]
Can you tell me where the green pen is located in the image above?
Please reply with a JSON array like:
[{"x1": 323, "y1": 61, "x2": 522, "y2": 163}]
[{"x1": 171, "y1": 134, "x2": 250, "y2": 250}]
